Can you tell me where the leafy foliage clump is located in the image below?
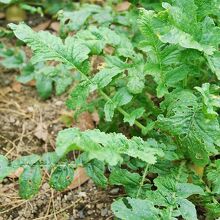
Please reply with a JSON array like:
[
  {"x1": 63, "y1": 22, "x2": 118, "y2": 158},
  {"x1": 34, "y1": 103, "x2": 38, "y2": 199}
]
[{"x1": 1, "y1": 0, "x2": 220, "y2": 219}]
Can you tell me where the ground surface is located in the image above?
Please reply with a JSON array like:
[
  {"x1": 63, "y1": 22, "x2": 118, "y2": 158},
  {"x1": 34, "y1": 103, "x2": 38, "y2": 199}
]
[{"x1": 0, "y1": 39, "x2": 116, "y2": 220}]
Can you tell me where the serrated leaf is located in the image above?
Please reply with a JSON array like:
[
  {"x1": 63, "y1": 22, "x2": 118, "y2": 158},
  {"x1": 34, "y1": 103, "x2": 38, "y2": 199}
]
[
  {"x1": 58, "y1": 4, "x2": 112, "y2": 32},
  {"x1": 66, "y1": 81, "x2": 91, "y2": 110},
  {"x1": 162, "y1": 0, "x2": 198, "y2": 32},
  {"x1": 85, "y1": 159, "x2": 107, "y2": 188},
  {"x1": 200, "y1": 17, "x2": 220, "y2": 48},
  {"x1": 158, "y1": 90, "x2": 220, "y2": 165},
  {"x1": 109, "y1": 168, "x2": 142, "y2": 197},
  {"x1": 104, "y1": 87, "x2": 133, "y2": 121},
  {"x1": 50, "y1": 164, "x2": 74, "y2": 191},
  {"x1": 116, "y1": 35, "x2": 136, "y2": 58},
  {"x1": 19, "y1": 165, "x2": 41, "y2": 199},
  {"x1": 159, "y1": 27, "x2": 214, "y2": 55},
  {"x1": 92, "y1": 67, "x2": 123, "y2": 89},
  {"x1": 195, "y1": 83, "x2": 220, "y2": 116},
  {"x1": 127, "y1": 65, "x2": 145, "y2": 94},
  {"x1": 112, "y1": 197, "x2": 159, "y2": 220},
  {"x1": 56, "y1": 128, "x2": 162, "y2": 166},
  {"x1": 124, "y1": 108, "x2": 145, "y2": 126},
  {"x1": 9, "y1": 23, "x2": 90, "y2": 74},
  {"x1": 59, "y1": 8, "x2": 92, "y2": 31}
]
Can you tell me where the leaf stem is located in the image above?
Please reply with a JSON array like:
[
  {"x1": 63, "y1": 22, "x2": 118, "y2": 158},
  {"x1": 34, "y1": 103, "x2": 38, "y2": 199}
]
[
  {"x1": 168, "y1": 160, "x2": 186, "y2": 219},
  {"x1": 136, "y1": 163, "x2": 150, "y2": 198}
]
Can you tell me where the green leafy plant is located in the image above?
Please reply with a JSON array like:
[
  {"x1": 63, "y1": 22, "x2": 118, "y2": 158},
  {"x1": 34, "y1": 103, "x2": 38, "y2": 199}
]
[
  {"x1": 1, "y1": 0, "x2": 220, "y2": 219},
  {"x1": 0, "y1": 43, "x2": 75, "y2": 99}
]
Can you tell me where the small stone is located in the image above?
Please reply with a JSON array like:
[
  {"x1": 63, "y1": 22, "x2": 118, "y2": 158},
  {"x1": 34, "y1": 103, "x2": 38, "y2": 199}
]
[
  {"x1": 9, "y1": 116, "x2": 15, "y2": 123},
  {"x1": 109, "y1": 188, "x2": 120, "y2": 194},
  {"x1": 87, "y1": 210, "x2": 93, "y2": 215},
  {"x1": 96, "y1": 203, "x2": 104, "y2": 209},
  {"x1": 101, "y1": 208, "x2": 108, "y2": 217},
  {"x1": 78, "y1": 192, "x2": 86, "y2": 197},
  {"x1": 78, "y1": 210, "x2": 85, "y2": 219},
  {"x1": 55, "y1": 101, "x2": 63, "y2": 106},
  {"x1": 27, "y1": 106, "x2": 34, "y2": 112},
  {"x1": 69, "y1": 216, "x2": 75, "y2": 220}
]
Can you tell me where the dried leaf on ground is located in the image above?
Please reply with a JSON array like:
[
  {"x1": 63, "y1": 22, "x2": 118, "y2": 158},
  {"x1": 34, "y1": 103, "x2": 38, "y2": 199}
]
[
  {"x1": 33, "y1": 21, "x2": 51, "y2": 31},
  {"x1": 116, "y1": 1, "x2": 131, "y2": 12},
  {"x1": 50, "y1": 22, "x2": 60, "y2": 32},
  {"x1": 66, "y1": 167, "x2": 90, "y2": 190},
  {"x1": 12, "y1": 81, "x2": 22, "y2": 93},
  {"x1": 8, "y1": 167, "x2": 24, "y2": 179},
  {"x1": 34, "y1": 122, "x2": 48, "y2": 142},
  {"x1": 75, "y1": 112, "x2": 94, "y2": 131}
]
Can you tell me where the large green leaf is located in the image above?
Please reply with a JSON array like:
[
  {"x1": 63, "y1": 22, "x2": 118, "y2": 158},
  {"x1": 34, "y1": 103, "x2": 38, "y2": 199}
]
[
  {"x1": 56, "y1": 128, "x2": 163, "y2": 166},
  {"x1": 158, "y1": 90, "x2": 220, "y2": 165},
  {"x1": 9, "y1": 23, "x2": 90, "y2": 74},
  {"x1": 112, "y1": 197, "x2": 159, "y2": 220},
  {"x1": 177, "y1": 198, "x2": 198, "y2": 220}
]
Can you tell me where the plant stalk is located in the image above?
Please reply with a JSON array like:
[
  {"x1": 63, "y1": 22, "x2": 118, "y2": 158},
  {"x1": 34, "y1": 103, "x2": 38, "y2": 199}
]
[{"x1": 136, "y1": 164, "x2": 150, "y2": 198}]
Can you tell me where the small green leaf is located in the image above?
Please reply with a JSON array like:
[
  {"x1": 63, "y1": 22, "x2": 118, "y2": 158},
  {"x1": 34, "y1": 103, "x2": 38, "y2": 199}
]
[
  {"x1": 104, "y1": 87, "x2": 133, "y2": 121},
  {"x1": 49, "y1": 164, "x2": 74, "y2": 191},
  {"x1": 36, "y1": 74, "x2": 53, "y2": 100},
  {"x1": 66, "y1": 81, "x2": 91, "y2": 110},
  {"x1": 0, "y1": 44, "x2": 26, "y2": 69},
  {"x1": 19, "y1": 165, "x2": 42, "y2": 199},
  {"x1": 207, "y1": 51, "x2": 220, "y2": 80},
  {"x1": 195, "y1": 83, "x2": 220, "y2": 116},
  {"x1": 124, "y1": 108, "x2": 145, "y2": 126},
  {"x1": 207, "y1": 160, "x2": 220, "y2": 194},
  {"x1": 92, "y1": 67, "x2": 123, "y2": 89},
  {"x1": 85, "y1": 159, "x2": 107, "y2": 188}
]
